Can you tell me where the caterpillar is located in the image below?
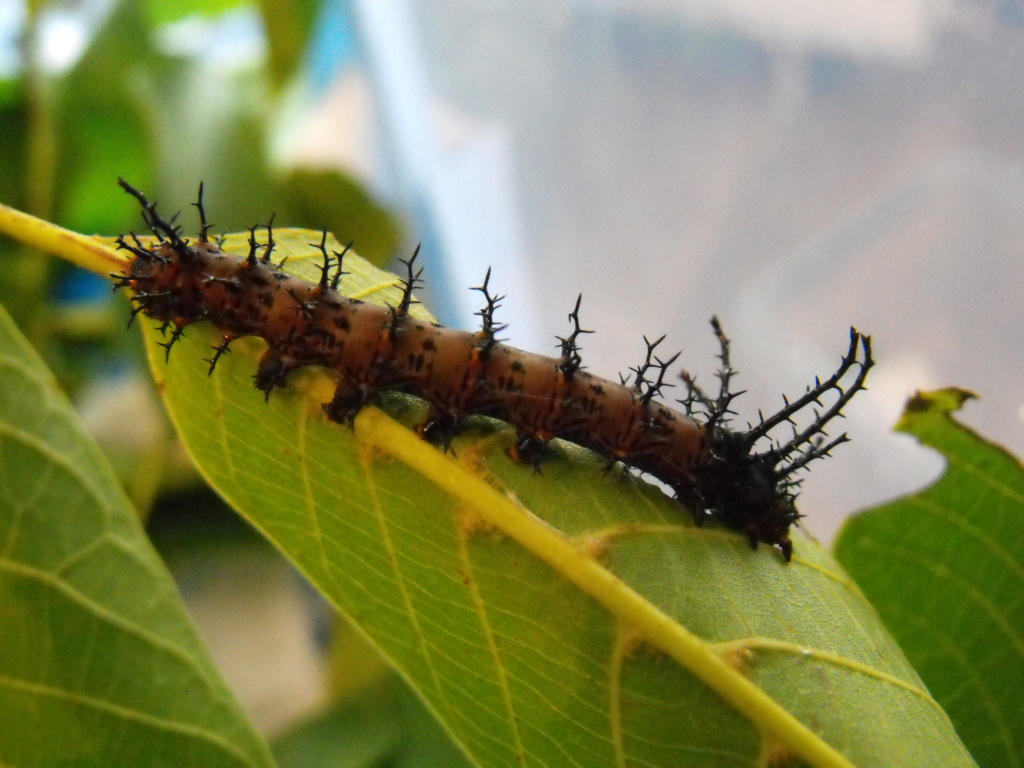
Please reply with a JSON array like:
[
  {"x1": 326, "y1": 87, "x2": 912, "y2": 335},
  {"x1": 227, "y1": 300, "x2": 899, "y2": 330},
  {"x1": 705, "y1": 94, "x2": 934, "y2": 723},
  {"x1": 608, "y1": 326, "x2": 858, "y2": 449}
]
[{"x1": 112, "y1": 179, "x2": 873, "y2": 561}]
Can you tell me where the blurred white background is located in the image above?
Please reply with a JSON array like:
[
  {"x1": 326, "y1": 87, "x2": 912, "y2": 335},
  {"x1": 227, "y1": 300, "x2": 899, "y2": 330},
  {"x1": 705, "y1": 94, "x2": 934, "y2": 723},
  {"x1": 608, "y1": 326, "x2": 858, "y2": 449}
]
[{"x1": 291, "y1": 0, "x2": 1023, "y2": 541}]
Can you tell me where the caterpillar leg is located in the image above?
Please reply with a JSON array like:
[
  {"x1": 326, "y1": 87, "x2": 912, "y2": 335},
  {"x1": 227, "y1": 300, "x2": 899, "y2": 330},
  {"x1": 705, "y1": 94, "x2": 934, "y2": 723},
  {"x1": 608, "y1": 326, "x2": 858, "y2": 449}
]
[
  {"x1": 509, "y1": 433, "x2": 548, "y2": 474},
  {"x1": 418, "y1": 409, "x2": 460, "y2": 452},
  {"x1": 323, "y1": 380, "x2": 372, "y2": 424},
  {"x1": 254, "y1": 348, "x2": 295, "y2": 401}
]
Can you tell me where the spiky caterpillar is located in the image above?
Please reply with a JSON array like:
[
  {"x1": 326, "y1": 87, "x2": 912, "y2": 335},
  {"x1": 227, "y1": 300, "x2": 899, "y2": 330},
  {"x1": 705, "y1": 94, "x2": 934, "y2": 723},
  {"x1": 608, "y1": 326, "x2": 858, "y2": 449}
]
[{"x1": 112, "y1": 179, "x2": 873, "y2": 561}]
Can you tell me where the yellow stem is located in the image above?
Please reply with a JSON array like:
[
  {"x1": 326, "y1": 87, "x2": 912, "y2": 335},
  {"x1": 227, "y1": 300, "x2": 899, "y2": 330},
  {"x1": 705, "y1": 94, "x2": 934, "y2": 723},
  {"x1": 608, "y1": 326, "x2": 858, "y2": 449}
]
[{"x1": 0, "y1": 203, "x2": 124, "y2": 276}]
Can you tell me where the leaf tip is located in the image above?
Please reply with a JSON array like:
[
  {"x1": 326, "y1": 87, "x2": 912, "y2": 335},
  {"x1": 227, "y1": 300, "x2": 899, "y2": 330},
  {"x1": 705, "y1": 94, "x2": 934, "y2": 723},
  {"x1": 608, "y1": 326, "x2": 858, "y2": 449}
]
[{"x1": 896, "y1": 386, "x2": 977, "y2": 434}]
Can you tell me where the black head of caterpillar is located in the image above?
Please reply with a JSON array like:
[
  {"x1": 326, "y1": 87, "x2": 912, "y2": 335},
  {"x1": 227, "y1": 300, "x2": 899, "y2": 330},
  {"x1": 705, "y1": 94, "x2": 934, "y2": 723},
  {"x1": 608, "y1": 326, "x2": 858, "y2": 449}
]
[
  {"x1": 670, "y1": 320, "x2": 871, "y2": 559},
  {"x1": 112, "y1": 179, "x2": 874, "y2": 562}
]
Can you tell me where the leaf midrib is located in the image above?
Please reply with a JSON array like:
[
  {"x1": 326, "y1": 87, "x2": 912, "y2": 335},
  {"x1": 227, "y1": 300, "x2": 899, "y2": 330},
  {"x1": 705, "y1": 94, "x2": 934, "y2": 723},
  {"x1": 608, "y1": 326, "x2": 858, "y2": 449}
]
[{"x1": 353, "y1": 407, "x2": 860, "y2": 768}]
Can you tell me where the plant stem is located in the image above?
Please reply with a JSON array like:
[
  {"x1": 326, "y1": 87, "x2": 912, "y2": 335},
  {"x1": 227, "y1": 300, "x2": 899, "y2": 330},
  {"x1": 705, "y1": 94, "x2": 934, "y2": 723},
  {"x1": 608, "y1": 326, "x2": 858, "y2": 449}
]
[{"x1": 0, "y1": 203, "x2": 123, "y2": 276}]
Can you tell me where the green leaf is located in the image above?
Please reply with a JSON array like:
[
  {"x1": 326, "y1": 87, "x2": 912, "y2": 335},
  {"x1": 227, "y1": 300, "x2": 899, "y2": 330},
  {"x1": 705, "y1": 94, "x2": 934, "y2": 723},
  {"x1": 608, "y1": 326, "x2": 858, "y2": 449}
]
[
  {"x1": 0, "y1": 100, "x2": 27, "y2": 208},
  {"x1": 134, "y1": 59, "x2": 277, "y2": 234},
  {"x1": 145, "y1": 0, "x2": 252, "y2": 28},
  {"x1": 0, "y1": 302, "x2": 275, "y2": 768},
  {"x1": 136, "y1": 232, "x2": 977, "y2": 768},
  {"x1": 835, "y1": 388, "x2": 1024, "y2": 768},
  {"x1": 281, "y1": 168, "x2": 402, "y2": 267},
  {"x1": 272, "y1": 673, "x2": 474, "y2": 768},
  {"x1": 56, "y1": 2, "x2": 155, "y2": 235},
  {"x1": 255, "y1": 0, "x2": 322, "y2": 86}
]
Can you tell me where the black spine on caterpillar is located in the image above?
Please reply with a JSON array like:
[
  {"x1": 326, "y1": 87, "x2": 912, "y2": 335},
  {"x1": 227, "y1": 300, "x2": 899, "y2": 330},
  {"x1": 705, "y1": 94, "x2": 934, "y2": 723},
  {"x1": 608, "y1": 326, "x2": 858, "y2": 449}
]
[{"x1": 113, "y1": 180, "x2": 874, "y2": 561}]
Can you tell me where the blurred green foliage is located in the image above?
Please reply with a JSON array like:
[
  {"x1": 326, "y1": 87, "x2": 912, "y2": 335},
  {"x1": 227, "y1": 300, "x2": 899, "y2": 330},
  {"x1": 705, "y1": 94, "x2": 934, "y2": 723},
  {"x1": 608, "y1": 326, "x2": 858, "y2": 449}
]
[{"x1": 0, "y1": 0, "x2": 399, "y2": 394}]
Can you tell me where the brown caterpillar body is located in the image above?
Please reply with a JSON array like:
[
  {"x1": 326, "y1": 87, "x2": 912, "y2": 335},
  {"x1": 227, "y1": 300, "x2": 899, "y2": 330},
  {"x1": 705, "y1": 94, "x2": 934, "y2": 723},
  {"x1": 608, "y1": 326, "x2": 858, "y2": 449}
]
[{"x1": 113, "y1": 180, "x2": 874, "y2": 561}]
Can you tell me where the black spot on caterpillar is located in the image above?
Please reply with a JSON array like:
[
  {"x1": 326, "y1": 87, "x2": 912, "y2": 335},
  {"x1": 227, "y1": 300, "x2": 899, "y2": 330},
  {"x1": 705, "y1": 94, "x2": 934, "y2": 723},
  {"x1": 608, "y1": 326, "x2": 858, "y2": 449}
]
[{"x1": 112, "y1": 179, "x2": 873, "y2": 561}]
